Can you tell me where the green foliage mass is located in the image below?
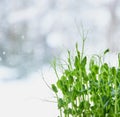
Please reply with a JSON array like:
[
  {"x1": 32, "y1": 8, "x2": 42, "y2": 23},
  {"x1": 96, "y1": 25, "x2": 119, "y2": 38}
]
[{"x1": 51, "y1": 38, "x2": 120, "y2": 117}]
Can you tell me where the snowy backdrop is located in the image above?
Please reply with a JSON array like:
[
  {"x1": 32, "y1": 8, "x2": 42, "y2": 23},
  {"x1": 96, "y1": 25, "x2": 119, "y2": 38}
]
[{"x1": 0, "y1": 0, "x2": 120, "y2": 116}]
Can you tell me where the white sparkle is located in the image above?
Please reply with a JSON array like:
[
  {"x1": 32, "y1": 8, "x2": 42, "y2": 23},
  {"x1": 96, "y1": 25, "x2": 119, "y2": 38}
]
[{"x1": 3, "y1": 51, "x2": 6, "y2": 55}]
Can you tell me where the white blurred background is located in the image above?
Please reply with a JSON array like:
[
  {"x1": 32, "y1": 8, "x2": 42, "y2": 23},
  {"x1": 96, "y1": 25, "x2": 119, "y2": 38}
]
[{"x1": 0, "y1": 0, "x2": 120, "y2": 116}]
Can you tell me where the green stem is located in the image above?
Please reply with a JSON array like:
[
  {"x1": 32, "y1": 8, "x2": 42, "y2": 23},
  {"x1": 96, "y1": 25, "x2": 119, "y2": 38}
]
[
  {"x1": 81, "y1": 39, "x2": 85, "y2": 60},
  {"x1": 118, "y1": 53, "x2": 120, "y2": 67},
  {"x1": 72, "y1": 102, "x2": 76, "y2": 117},
  {"x1": 115, "y1": 75, "x2": 117, "y2": 116},
  {"x1": 56, "y1": 94, "x2": 62, "y2": 117},
  {"x1": 54, "y1": 68, "x2": 59, "y2": 80}
]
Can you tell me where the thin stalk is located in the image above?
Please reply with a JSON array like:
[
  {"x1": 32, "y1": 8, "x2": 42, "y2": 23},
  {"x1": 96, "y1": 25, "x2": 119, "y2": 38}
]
[
  {"x1": 81, "y1": 38, "x2": 85, "y2": 60},
  {"x1": 56, "y1": 94, "x2": 62, "y2": 117},
  {"x1": 68, "y1": 50, "x2": 72, "y2": 70},
  {"x1": 54, "y1": 67, "x2": 59, "y2": 80},
  {"x1": 118, "y1": 53, "x2": 120, "y2": 67},
  {"x1": 52, "y1": 60, "x2": 60, "y2": 80},
  {"x1": 74, "y1": 101, "x2": 77, "y2": 117},
  {"x1": 64, "y1": 103, "x2": 69, "y2": 117},
  {"x1": 65, "y1": 112, "x2": 67, "y2": 117},
  {"x1": 76, "y1": 98, "x2": 78, "y2": 107},
  {"x1": 86, "y1": 83, "x2": 91, "y2": 114},
  {"x1": 114, "y1": 75, "x2": 117, "y2": 116},
  {"x1": 72, "y1": 102, "x2": 76, "y2": 117},
  {"x1": 78, "y1": 96, "x2": 80, "y2": 111}
]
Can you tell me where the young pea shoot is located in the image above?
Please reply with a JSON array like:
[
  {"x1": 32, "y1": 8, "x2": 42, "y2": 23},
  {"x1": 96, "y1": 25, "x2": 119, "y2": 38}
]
[{"x1": 51, "y1": 37, "x2": 120, "y2": 117}]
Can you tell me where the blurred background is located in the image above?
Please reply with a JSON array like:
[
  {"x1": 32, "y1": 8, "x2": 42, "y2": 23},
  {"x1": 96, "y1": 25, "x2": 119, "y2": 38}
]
[{"x1": 0, "y1": 0, "x2": 120, "y2": 116}]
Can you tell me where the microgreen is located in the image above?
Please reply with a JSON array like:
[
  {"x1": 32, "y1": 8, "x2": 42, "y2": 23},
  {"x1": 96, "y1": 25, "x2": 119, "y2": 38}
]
[{"x1": 51, "y1": 37, "x2": 120, "y2": 117}]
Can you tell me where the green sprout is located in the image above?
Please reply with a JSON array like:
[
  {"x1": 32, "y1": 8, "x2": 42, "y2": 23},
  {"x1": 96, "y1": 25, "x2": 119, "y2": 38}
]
[{"x1": 51, "y1": 35, "x2": 120, "y2": 117}]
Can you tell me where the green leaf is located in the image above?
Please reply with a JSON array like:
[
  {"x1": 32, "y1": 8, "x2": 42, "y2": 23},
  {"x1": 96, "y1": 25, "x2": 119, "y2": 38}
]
[
  {"x1": 91, "y1": 65, "x2": 99, "y2": 74},
  {"x1": 58, "y1": 98, "x2": 64, "y2": 109},
  {"x1": 68, "y1": 75, "x2": 74, "y2": 84},
  {"x1": 84, "y1": 101, "x2": 90, "y2": 109},
  {"x1": 64, "y1": 70, "x2": 70, "y2": 76},
  {"x1": 64, "y1": 108, "x2": 72, "y2": 115},
  {"x1": 111, "y1": 67, "x2": 116, "y2": 76},
  {"x1": 81, "y1": 56, "x2": 87, "y2": 67},
  {"x1": 104, "y1": 49, "x2": 110, "y2": 55},
  {"x1": 57, "y1": 80, "x2": 63, "y2": 89},
  {"x1": 117, "y1": 68, "x2": 120, "y2": 79},
  {"x1": 74, "y1": 56, "x2": 79, "y2": 69},
  {"x1": 79, "y1": 101, "x2": 84, "y2": 109},
  {"x1": 101, "y1": 63, "x2": 109, "y2": 73},
  {"x1": 51, "y1": 84, "x2": 58, "y2": 93},
  {"x1": 89, "y1": 58, "x2": 95, "y2": 71}
]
